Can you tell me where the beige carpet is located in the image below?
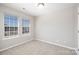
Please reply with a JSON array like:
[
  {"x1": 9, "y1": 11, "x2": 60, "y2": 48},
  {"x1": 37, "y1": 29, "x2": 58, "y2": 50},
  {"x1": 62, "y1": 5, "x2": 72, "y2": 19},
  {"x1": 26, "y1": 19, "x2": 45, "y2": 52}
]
[{"x1": 0, "y1": 40, "x2": 76, "y2": 55}]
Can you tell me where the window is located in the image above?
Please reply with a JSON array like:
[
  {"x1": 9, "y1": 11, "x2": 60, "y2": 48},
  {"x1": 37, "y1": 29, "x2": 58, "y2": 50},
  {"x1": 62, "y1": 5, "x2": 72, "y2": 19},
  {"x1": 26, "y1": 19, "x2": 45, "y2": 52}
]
[
  {"x1": 22, "y1": 19, "x2": 30, "y2": 34},
  {"x1": 4, "y1": 15, "x2": 18, "y2": 36}
]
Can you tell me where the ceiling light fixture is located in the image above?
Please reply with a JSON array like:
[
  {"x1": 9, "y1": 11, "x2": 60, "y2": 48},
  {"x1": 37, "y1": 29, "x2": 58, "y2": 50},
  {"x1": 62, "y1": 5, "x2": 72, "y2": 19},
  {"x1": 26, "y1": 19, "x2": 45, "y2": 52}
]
[
  {"x1": 22, "y1": 8, "x2": 26, "y2": 10},
  {"x1": 37, "y1": 3, "x2": 45, "y2": 8}
]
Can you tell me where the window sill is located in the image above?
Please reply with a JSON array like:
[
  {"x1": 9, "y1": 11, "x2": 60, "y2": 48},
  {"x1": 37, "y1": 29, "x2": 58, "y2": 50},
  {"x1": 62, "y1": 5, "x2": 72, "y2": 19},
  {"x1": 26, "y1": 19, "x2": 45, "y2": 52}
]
[
  {"x1": 22, "y1": 33, "x2": 31, "y2": 36},
  {"x1": 3, "y1": 35, "x2": 19, "y2": 40},
  {"x1": 3, "y1": 33, "x2": 31, "y2": 40}
]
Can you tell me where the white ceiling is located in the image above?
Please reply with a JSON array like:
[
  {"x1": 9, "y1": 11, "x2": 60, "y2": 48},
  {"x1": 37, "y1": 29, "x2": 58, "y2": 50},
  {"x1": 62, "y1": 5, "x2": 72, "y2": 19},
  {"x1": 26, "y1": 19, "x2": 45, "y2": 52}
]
[{"x1": 1, "y1": 3, "x2": 77, "y2": 16}]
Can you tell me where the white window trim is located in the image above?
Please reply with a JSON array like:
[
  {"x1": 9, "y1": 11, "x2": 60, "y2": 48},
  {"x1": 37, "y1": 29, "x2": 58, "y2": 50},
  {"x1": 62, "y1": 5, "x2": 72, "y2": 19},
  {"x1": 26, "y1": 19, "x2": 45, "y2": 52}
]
[
  {"x1": 3, "y1": 14, "x2": 31, "y2": 40},
  {"x1": 3, "y1": 35, "x2": 19, "y2": 40},
  {"x1": 3, "y1": 14, "x2": 19, "y2": 40},
  {"x1": 22, "y1": 18, "x2": 30, "y2": 34}
]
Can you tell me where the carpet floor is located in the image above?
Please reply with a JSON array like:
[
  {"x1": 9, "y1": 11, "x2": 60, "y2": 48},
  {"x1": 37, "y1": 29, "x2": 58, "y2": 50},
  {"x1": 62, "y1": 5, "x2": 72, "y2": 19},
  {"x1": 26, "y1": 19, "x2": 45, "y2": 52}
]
[{"x1": 0, "y1": 40, "x2": 77, "y2": 55}]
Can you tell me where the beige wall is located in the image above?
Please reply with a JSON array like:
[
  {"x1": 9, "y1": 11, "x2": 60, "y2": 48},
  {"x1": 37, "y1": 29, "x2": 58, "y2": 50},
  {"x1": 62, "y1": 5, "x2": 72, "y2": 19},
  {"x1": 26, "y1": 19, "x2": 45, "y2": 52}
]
[{"x1": 35, "y1": 6, "x2": 78, "y2": 49}]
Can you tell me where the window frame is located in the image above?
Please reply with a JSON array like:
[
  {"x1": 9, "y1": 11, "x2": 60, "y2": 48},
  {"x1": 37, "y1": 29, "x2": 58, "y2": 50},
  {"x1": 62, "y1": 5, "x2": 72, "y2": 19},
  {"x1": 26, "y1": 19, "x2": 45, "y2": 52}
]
[
  {"x1": 22, "y1": 18, "x2": 30, "y2": 34},
  {"x1": 4, "y1": 14, "x2": 19, "y2": 39}
]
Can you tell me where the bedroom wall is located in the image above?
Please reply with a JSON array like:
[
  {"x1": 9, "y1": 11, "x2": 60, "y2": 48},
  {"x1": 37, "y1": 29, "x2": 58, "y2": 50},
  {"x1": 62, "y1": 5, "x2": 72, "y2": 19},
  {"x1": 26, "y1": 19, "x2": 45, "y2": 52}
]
[
  {"x1": 35, "y1": 6, "x2": 78, "y2": 49},
  {"x1": 0, "y1": 5, "x2": 35, "y2": 51}
]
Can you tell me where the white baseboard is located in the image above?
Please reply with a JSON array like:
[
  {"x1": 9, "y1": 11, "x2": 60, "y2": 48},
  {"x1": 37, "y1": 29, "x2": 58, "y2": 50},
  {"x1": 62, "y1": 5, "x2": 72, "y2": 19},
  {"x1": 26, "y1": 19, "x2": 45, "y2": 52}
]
[
  {"x1": 37, "y1": 39, "x2": 76, "y2": 50},
  {"x1": 0, "y1": 39, "x2": 33, "y2": 52}
]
